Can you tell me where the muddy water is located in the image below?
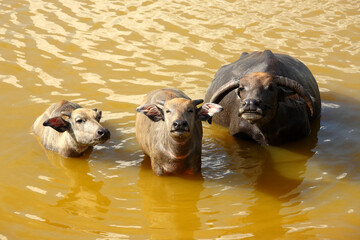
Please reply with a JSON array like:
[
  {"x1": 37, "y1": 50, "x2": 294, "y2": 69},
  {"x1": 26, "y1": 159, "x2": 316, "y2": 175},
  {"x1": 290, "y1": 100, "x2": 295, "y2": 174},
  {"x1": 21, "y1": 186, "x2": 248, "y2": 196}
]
[{"x1": 0, "y1": 0, "x2": 359, "y2": 239}]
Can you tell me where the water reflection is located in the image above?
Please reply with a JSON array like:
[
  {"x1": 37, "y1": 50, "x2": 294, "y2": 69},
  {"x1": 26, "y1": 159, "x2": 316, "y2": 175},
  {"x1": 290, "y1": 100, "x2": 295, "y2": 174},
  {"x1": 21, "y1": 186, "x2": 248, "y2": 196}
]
[
  {"x1": 281, "y1": 117, "x2": 320, "y2": 157},
  {"x1": 45, "y1": 149, "x2": 111, "y2": 220},
  {"x1": 201, "y1": 127, "x2": 318, "y2": 237},
  {"x1": 137, "y1": 157, "x2": 204, "y2": 239},
  {"x1": 242, "y1": 146, "x2": 303, "y2": 236}
]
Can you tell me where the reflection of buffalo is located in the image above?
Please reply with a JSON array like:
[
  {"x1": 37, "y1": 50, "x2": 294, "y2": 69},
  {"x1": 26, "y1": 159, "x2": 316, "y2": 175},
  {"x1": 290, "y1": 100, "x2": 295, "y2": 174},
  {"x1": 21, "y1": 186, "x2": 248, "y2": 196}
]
[
  {"x1": 202, "y1": 129, "x2": 310, "y2": 236},
  {"x1": 205, "y1": 50, "x2": 321, "y2": 145},
  {"x1": 136, "y1": 88, "x2": 222, "y2": 176},
  {"x1": 137, "y1": 157, "x2": 204, "y2": 239},
  {"x1": 45, "y1": 150, "x2": 110, "y2": 220}
]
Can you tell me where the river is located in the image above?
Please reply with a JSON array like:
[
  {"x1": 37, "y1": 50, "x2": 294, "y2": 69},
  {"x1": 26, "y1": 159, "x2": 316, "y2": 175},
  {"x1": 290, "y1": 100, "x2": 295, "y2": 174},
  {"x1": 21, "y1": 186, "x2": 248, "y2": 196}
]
[{"x1": 0, "y1": 0, "x2": 359, "y2": 239}]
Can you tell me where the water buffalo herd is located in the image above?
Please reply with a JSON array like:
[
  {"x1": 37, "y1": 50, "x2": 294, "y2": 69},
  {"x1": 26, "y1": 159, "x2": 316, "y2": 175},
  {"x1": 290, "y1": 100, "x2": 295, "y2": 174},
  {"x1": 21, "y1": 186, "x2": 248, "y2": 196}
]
[{"x1": 33, "y1": 50, "x2": 321, "y2": 176}]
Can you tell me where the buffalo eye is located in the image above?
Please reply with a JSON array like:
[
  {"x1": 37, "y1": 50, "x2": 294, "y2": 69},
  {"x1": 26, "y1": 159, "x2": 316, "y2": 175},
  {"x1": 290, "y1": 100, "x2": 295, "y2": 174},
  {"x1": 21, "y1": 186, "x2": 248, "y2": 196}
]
[
  {"x1": 268, "y1": 84, "x2": 275, "y2": 91},
  {"x1": 187, "y1": 108, "x2": 194, "y2": 113},
  {"x1": 76, "y1": 119, "x2": 85, "y2": 124},
  {"x1": 237, "y1": 86, "x2": 244, "y2": 96}
]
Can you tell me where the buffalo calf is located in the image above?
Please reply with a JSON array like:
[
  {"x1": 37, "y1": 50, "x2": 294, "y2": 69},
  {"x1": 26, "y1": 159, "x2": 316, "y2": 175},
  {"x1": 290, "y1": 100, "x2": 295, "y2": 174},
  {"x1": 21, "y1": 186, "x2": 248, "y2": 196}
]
[
  {"x1": 33, "y1": 100, "x2": 110, "y2": 157},
  {"x1": 136, "y1": 88, "x2": 223, "y2": 176}
]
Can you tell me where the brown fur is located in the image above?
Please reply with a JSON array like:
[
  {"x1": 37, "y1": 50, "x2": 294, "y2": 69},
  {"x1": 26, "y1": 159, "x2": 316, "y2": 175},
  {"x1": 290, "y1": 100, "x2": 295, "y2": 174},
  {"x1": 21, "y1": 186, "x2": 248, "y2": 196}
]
[
  {"x1": 136, "y1": 88, "x2": 222, "y2": 176},
  {"x1": 33, "y1": 100, "x2": 110, "y2": 157}
]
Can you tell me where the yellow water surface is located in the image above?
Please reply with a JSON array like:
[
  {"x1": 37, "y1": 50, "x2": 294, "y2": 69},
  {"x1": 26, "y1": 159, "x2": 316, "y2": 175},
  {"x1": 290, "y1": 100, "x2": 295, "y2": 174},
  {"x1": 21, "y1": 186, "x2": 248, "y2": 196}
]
[{"x1": 0, "y1": 0, "x2": 359, "y2": 239}]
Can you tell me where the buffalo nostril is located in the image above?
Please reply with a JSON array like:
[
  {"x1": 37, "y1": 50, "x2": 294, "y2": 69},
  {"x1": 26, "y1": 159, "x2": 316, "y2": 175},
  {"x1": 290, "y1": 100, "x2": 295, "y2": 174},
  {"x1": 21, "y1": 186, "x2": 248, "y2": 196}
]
[
  {"x1": 172, "y1": 120, "x2": 188, "y2": 130},
  {"x1": 244, "y1": 99, "x2": 260, "y2": 107},
  {"x1": 97, "y1": 128, "x2": 110, "y2": 142},
  {"x1": 252, "y1": 99, "x2": 260, "y2": 106},
  {"x1": 98, "y1": 128, "x2": 110, "y2": 139}
]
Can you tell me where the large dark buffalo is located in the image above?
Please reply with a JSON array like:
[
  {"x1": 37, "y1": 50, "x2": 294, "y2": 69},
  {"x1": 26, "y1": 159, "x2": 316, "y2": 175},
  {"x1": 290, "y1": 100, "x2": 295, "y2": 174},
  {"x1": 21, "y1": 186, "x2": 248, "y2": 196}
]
[
  {"x1": 136, "y1": 88, "x2": 223, "y2": 176},
  {"x1": 205, "y1": 50, "x2": 321, "y2": 145}
]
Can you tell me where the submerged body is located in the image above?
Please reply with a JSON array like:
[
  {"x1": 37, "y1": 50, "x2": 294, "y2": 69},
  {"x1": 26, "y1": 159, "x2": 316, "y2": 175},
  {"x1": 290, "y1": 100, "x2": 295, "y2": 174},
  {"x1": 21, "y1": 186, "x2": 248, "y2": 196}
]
[
  {"x1": 136, "y1": 88, "x2": 222, "y2": 176},
  {"x1": 205, "y1": 50, "x2": 321, "y2": 145},
  {"x1": 33, "y1": 100, "x2": 110, "y2": 157}
]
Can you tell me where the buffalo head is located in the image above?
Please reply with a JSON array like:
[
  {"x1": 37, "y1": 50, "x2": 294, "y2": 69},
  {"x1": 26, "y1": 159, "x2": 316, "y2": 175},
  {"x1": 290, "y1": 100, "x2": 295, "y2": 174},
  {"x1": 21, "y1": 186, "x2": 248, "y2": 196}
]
[
  {"x1": 43, "y1": 108, "x2": 110, "y2": 146},
  {"x1": 209, "y1": 72, "x2": 314, "y2": 126},
  {"x1": 136, "y1": 98, "x2": 223, "y2": 141}
]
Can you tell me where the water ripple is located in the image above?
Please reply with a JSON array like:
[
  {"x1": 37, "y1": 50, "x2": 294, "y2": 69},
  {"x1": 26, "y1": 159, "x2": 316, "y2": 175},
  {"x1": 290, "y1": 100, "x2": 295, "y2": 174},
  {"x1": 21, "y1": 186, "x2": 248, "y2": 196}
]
[{"x1": 1, "y1": 0, "x2": 359, "y2": 239}]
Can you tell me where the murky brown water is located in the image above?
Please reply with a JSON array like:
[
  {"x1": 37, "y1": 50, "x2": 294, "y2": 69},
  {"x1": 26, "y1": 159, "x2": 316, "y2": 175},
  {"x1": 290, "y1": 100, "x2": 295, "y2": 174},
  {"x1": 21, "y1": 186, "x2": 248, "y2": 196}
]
[{"x1": 0, "y1": 0, "x2": 359, "y2": 239}]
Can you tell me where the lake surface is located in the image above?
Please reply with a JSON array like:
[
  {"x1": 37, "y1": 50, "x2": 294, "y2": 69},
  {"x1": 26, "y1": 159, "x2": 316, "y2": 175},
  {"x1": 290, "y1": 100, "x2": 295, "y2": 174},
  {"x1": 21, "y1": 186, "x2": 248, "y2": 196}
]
[{"x1": 0, "y1": 0, "x2": 359, "y2": 239}]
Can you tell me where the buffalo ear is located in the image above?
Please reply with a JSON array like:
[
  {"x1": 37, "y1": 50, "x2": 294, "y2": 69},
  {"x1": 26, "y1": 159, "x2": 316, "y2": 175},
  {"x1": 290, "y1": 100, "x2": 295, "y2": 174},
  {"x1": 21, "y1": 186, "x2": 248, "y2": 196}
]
[
  {"x1": 136, "y1": 104, "x2": 164, "y2": 122},
  {"x1": 94, "y1": 110, "x2": 102, "y2": 122},
  {"x1": 278, "y1": 86, "x2": 294, "y2": 100},
  {"x1": 197, "y1": 103, "x2": 223, "y2": 121},
  {"x1": 43, "y1": 116, "x2": 70, "y2": 133},
  {"x1": 278, "y1": 86, "x2": 303, "y2": 104}
]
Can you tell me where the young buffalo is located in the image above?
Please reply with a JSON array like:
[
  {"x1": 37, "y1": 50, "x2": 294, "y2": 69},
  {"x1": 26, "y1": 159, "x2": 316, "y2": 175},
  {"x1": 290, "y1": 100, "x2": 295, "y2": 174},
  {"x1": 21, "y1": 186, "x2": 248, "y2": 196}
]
[
  {"x1": 33, "y1": 100, "x2": 110, "y2": 157},
  {"x1": 136, "y1": 88, "x2": 223, "y2": 176}
]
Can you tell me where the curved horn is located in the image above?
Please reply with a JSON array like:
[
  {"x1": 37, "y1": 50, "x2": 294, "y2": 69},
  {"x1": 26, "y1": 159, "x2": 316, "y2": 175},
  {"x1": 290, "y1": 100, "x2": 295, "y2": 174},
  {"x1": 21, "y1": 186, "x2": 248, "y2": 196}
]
[
  {"x1": 60, "y1": 111, "x2": 71, "y2": 118},
  {"x1": 275, "y1": 76, "x2": 314, "y2": 116},
  {"x1": 209, "y1": 78, "x2": 240, "y2": 104},
  {"x1": 193, "y1": 99, "x2": 204, "y2": 106},
  {"x1": 156, "y1": 100, "x2": 165, "y2": 106}
]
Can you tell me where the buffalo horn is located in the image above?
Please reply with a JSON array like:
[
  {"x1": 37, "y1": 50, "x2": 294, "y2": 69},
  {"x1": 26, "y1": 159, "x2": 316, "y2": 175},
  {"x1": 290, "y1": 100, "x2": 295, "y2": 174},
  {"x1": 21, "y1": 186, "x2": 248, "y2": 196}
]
[
  {"x1": 275, "y1": 76, "x2": 314, "y2": 116},
  {"x1": 209, "y1": 78, "x2": 240, "y2": 104},
  {"x1": 193, "y1": 99, "x2": 204, "y2": 106},
  {"x1": 156, "y1": 100, "x2": 166, "y2": 106},
  {"x1": 60, "y1": 111, "x2": 72, "y2": 118}
]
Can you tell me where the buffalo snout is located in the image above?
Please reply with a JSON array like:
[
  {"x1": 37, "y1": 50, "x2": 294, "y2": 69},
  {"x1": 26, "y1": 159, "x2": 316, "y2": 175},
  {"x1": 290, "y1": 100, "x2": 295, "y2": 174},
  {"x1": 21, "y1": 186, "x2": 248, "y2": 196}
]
[
  {"x1": 242, "y1": 98, "x2": 261, "y2": 111},
  {"x1": 97, "y1": 127, "x2": 111, "y2": 142},
  {"x1": 171, "y1": 120, "x2": 189, "y2": 132},
  {"x1": 239, "y1": 98, "x2": 264, "y2": 122}
]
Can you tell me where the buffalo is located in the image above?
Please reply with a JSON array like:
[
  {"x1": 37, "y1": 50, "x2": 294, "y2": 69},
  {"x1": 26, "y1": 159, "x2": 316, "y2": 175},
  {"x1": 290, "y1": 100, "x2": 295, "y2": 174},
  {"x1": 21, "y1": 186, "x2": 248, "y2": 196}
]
[
  {"x1": 136, "y1": 88, "x2": 223, "y2": 176},
  {"x1": 205, "y1": 50, "x2": 321, "y2": 145},
  {"x1": 33, "y1": 100, "x2": 110, "y2": 157}
]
